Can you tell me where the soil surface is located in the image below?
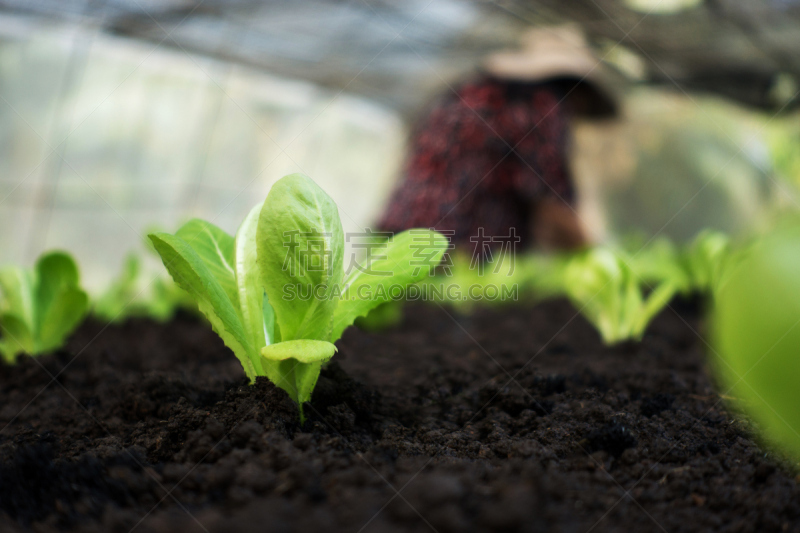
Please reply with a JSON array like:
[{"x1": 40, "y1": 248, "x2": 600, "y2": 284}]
[{"x1": 0, "y1": 299, "x2": 798, "y2": 533}]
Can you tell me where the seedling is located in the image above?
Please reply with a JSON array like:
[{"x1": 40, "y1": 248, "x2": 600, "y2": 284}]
[
  {"x1": 713, "y1": 222, "x2": 800, "y2": 459},
  {"x1": 627, "y1": 238, "x2": 690, "y2": 291},
  {"x1": 93, "y1": 253, "x2": 140, "y2": 322},
  {"x1": 682, "y1": 229, "x2": 731, "y2": 293},
  {"x1": 630, "y1": 230, "x2": 731, "y2": 294},
  {"x1": 563, "y1": 248, "x2": 676, "y2": 344},
  {"x1": 93, "y1": 253, "x2": 194, "y2": 323},
  {"x1": 414, "y1": 251, "x2": 543, "y2": 312},
  {"x1": 150, "y1": 173, "x2": 447, "y2": 420},
  {"x1": 0, "y1": 252, "x2": 89, "y2": 362}
]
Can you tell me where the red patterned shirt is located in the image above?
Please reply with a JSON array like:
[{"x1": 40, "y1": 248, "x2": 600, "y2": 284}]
[{"x1": 378, "y1": 77, "x2": 573, "y2": 250}]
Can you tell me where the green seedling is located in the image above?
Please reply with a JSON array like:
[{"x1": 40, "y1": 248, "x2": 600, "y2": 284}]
[
  {"x1": 414, "y1": 251, "x2": 534, "y2": 313},
  {"x1": 682, "y1": 229, "x2": 731, "y2": 293},
  {"x1": 148, "y1": 276, "x2": 196, "y2": 320},
  {"x1": 628, "y1": 238, "x2": 689, "y2": 290},
  {"x1": 503, "y1": 252, "x2": 573, "y2": 302},
  {"x1": 93, "y1": 253, "x2": 141, "y2": 322},
  {"x1": 563, "y1": 248, "x2": 676, "y2": 344},
  {"x1": 713, "y1": 223, "x2": 800, "y2": 459},
  {"x1": 354, "y1": 301, "x2": 404, "y2": 332},
  {"x1": 93, "y1": 253, "x2": 194, "y2": 323},
  {"x1": 0, "y1": 252, "x2": 89, "y2": 362},
  {"x1": 629, "y1": 230, "x2": 731, "y2": 294},
  {"x1": 150, "y1": 173, "x2": 447, "y2": 420}
]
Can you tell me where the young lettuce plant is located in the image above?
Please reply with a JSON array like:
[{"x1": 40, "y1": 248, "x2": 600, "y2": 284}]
[
  {"x1": 628, "y1": 238, "x2": 690, "y2": 292},
  {"x1": 628, "y1": 231, "x2": 731, "y2": 295},
  {"x1": 93, "y1": 253, "x2": 195, "y2": 323},
  {"x1": 682, "y1": 229, "x2": 730, "y2": 293},
  {"x1": 563, "y1": 248, "x2": 676, "y2": 344},
  {"x1": 93, "y1": 253, "x2": 140, "y2": 322},
  {"x1": 149, "y1": 173, "x2": 447, "y2": 420},
  {"x1": 0, "y1": 252, "x2": 89, "y2": 362}
]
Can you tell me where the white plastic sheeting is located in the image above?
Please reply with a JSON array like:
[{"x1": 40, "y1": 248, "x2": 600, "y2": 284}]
[{"x1": 0, "y1": 25, "x2": 404, "y2": 290}]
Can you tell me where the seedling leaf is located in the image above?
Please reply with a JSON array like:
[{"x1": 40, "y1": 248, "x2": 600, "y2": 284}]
[
  {"x1": 262, "y1": 340, "x2": 337, "y2": 421},
  {"x1": 0, "y1": 313, "x2": 33, "y2": 362},
  {"x1": 175, "y1": 219, "x2": 239, "y2": 306},
  {"x1": 564, "y1": 248, "x2": 675, "y2": 344},
  {"x1": 257, "y1": 173, "x2": 344, "y2": 342},
  {"x1": 149, "y1": 232, "x2": 257, "y2": 379},
  {"x1": 332, "y1": 229, "x2": 447, "y2": 342},
  {"x1": 261, "y1": 339, "x2": 337, "y2": 364},
  {"x1": 0, "y1": 252, "x2": 88, "y2": 361},
  {"x1": 0, "y1": 268, "x2": 35, "y2": 328},
  {"x1": 37, "y1": 287, "x2": 88, "y2": 353},
  {"x1": 235, "y1": 202, "x2": 268, "y2": 377}
]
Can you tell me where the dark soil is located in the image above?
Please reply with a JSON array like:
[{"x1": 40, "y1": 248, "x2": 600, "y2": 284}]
[{"x1": 0, "y1": 299, "x2": 798, "y2": 533}]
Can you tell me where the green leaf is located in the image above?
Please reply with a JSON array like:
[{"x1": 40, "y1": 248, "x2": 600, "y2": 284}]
[
  {"x1": 354, "y1": 301, "x2": 404, "y2": 332},
  {"x1": 34, "y1": 252, "x2": 80, "y2": 332},
  {"x1": 564, "y1": 249, "x2": 623, "y2": 342},
  {"x1": 34, "y1": 253, "x2": 88, "y2": 352},
  {"x1": 712, "y1": 224, "x2": 800, "y2": 459},
  {"x1": 261, "y1": 340, "x2": 337, "y2": 421},
  {"x1": 331, "y1": 229, "x2": 447, "y2": 342},
  {"x1": 146, "y1": 277, "x2": 195, "y2": 321},
  {"x1": 0, "y1": 252, "x2": 87, "y2": 360},
  {"x1": 563, "y1": 248, "x2": 672, "y2": 344},
  {"x1": 149, "y1": 232, "x2": 257, "y2": 379},
  {"x1": 261, "y1": 339, "x2": 337, "y2": 364},
  {"x1": 684, "y1": 230, "x2": 730, "y2": 292},
  {"x1": 634, "y1": 282, "x2": 677, "y2": 339},
  {"x1": 257, "y1": 173, "x2": 344, "y2": 342},
  {"x1": 0, "y1": 266, "x2": 35, "y2": 330},
  {"x1": 0, "y1": 312, "x2": 34, "y2": 362},
  {"x1": 263, "y1": 291, "x2": 278, "y2": 346},
  {"x1": 93, "y1": 254, "x2": 141, "y2": 322},
  {"x1": 37, "y1": 287, "x2": 88, "y2": 353},
  {"x1": 629, "y1": 239, "x2": 691, "y2": 293},
  {"x1": 235, "y1": 202, "x2": 267, "y2": 376},
  {"x1": 175, "y1": 219, "x2": 239, "y2": 307},
  {"x1": 93, "y1": 252, "x2": 196, "y2": 323}
]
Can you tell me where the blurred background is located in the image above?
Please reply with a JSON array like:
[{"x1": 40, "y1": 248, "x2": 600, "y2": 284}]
[{"x1": 1, "y1": 0, "x2": 799, "y2": 290}]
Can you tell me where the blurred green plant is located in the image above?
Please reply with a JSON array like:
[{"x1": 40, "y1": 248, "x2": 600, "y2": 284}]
[
  {"x1": 563, "y1": 248, "x2": 677, "y2": 344},
  {"x1": 149, "y1": 173, "x2": 447, "y2": 421},
  {"x1": 629, "y1": 230, "x2": 731, "y2": 294},
  {"x1": 713, "y1": 221, "x2": 800, "y2": 459},
  {"x1": 354, "y1": 301, "x2": 404, "y2": 332},
  {"x1": 316, "y1": 229, "x2": 733, "y2": 347},
  {"x1": 683, "y1": 230, "x2": 732, "y2": 292},
  {"x1": 0, "y1": 252, "x2": 89, "y2": 362},
  {"x1": 93, "y1": 253, "x2": 195, "y2": 323},
  {"x1": 767, "y1": 120, "x2": 800, "y2": 187}
]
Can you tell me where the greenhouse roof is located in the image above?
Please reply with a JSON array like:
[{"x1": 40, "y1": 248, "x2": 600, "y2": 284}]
[{"x1": 2, "y1": 0, "x2": 800, "y2": 112}]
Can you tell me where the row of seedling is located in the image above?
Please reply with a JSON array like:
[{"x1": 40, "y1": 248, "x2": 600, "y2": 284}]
[
  {"x1": 417, "y1": 229, "x2": 731, "y2": 344},
  {"x1": 0, "y1": 174, "x2": 446, "y2": 421},
  {"x1": 0, "y1": 174, "x2": 735, "y2": 413},
  {"x1": 2, "y1": 173, "x2": 798, "y2": 462}
]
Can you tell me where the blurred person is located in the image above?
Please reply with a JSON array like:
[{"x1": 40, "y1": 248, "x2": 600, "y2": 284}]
[{"x1": 378, "y1": 25, "x2": 618, "y2": 255}]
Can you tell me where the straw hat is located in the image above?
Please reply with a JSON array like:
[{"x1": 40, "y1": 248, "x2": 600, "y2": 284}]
[{"x1": 484, "y1": 25, "x2": 619, "y2": 117}]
